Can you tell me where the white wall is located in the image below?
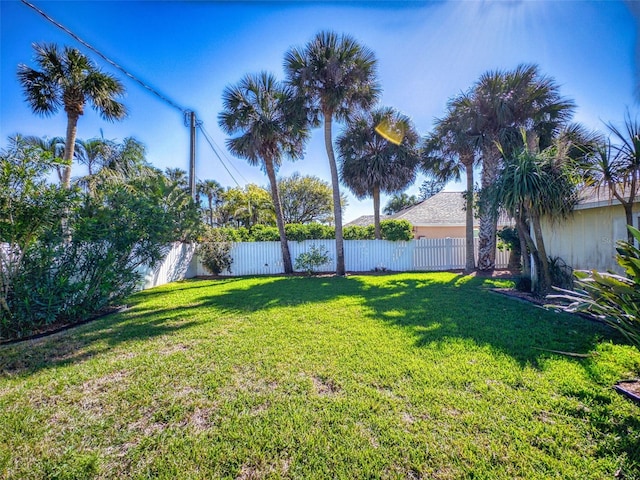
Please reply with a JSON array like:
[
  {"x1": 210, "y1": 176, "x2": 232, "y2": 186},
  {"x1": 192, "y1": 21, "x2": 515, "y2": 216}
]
[
  {"x1": 139, "y1": 242, "x2": 196, "y2": 289},
  {"x1": 541, "y1": 204, "x2": 631, "y2": 273}
]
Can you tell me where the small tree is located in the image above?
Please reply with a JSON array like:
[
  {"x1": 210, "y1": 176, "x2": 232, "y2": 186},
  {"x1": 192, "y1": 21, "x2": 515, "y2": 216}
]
[{"x1": 295, "y1": 245, "x2": 331, "y2": 275}]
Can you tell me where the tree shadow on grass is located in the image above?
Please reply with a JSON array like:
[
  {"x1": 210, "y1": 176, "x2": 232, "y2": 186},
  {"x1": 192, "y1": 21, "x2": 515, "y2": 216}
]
[
  {"x1": 350, "y1": 274, "x2": 624, "y2": 366},
  {"x1": 6, "y1": 272, "x2": 621, "y2": 378},
  {"x1": 191, "y1": 272, "x2": 622, "y2": 368},
  {"x1": 0, "y1": 304, "x2": 203, "y2": 377}
]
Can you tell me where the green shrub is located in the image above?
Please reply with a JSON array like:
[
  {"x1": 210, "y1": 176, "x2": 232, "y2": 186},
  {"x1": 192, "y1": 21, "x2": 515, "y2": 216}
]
[
  {"x1": 287, "y1": 222, "x2": 334, "y2": 241},
  {"x1": 249, "y1": 224, "x2": 279, "y2": 242},
  {"x1": 548, "y1": 256, "x2": 574, "y2": 290},
  {"x1": 294, "y1": 244, "x2": 331, "y2": 275},
  {"x1": 343, "y1": 225, "x2": 375, "y2": 240},
  {"x1": 284, "y1": 223, "x2": 309, "y2": 242},
  {"x1": 306, "y1": 223, "x2": 334, "y2": 240},
  {"x1": 549, "y1": 225, "x2": 640, "y2": 348},
  {"x1": 219, "y1": 226, "x2": 249, "y2": 242},
  {"x1": 380, "y1": 219, "x2": 413, "y2": 241},
  {"x1": 210, "y1": 220, "x2": 413, "y2": 242},
  {"x1": 197, "y1": 227, "x2": 233, "y2": 275},
  {"x1": 0, "y1": 138, "x2": 199, "y2": 340}
]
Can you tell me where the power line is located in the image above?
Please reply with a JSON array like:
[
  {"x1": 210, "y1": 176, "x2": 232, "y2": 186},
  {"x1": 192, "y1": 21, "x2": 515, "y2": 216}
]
[
  {"x1": 20, "y1": 0, "x2": 189, "y2": 115},
  {"x1": 198, "y1": 124, "x2": 243, "y2": 188},
  {"x1": 208, "y1": 134, "x2": 250, "y2": 183},
  {"x1": 21, "y1": 0, "x2": 246, "y2": 191}
]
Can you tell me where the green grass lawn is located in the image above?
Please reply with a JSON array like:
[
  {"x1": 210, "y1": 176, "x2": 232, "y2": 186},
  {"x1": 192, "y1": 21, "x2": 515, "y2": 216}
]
[{"x1": 1, "y1": 272, "x2": 640, "y2": 479}]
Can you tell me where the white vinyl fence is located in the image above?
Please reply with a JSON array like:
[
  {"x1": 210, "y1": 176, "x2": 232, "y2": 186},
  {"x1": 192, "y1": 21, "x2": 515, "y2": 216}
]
[
  {"x1": 189, "y1": 238, "x2": 510, "y2": 277},
  {"x1": 138, "y1": 242, "x2": 197, "y2": 289}
]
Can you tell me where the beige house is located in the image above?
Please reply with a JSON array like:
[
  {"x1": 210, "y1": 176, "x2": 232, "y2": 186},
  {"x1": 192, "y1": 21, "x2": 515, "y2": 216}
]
[
  {"x1": 347, "y1": 191, "x2": 511, "y2": 239},
  {"x1": 541, "y1": 187, "x2": 640, "y2": 273}
]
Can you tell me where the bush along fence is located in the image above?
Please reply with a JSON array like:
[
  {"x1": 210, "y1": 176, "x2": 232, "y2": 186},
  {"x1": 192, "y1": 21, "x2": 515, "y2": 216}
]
[{"x1": 178, "y1": 238, "x2": 511, "y2": 279}]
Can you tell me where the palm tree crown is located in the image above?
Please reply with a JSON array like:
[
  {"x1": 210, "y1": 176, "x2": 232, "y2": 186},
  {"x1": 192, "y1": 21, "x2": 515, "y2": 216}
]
[{"x1": 18, "y1": 43, "x2": 126, "y2": 188}]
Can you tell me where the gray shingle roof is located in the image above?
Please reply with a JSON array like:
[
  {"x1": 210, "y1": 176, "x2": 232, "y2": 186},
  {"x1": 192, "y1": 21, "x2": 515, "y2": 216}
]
[
  {"x1": 344, "y1": 214, "x2": 391, "y2": 227},
  {"x1": 346, "y1": 191, "x2": 513, "y2": 228},
  {"x1": 391, "y1": 192, "x2": 471, "y2": 226}
]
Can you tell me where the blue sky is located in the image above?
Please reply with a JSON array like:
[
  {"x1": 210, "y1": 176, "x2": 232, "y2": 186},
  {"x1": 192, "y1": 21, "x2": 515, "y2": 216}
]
[{"x1": 1, "y1": 0, "x2": 638, "y2": 222}]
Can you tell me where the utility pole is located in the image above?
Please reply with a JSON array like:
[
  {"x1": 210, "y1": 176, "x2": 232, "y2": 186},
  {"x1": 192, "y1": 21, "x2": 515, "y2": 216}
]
[{"x1": 189, "y1": 111, "x2": 196, "y2": 201}]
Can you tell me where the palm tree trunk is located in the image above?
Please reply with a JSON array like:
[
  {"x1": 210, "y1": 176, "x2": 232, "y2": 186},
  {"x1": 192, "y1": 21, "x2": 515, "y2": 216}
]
[
  {"x1": 515, "y1": 214, "x2": 531, "y2": 279},
  {"x1": 208, "y1": 196, "x2": 214, "y2": 227},
  {"x1": 264, "y1": 158, "x2": 293, "y2": 274},
  {"x1": 624, "y1": 202, "x2": 635, "y2": 244},
  {"x1": 463, "y1": 157, "x2": 475, "y2": 273},
  {"x1": 324, "y1": 113, "x2": 346, "y2": 276},
  {"x1": 60, "y1": 112, "x2": 80, "y2": 243},
  {"x1": 530, "y1": 210, "x2": 552, "y2": 294},
  {"x1": 478, "y1": 146, "x2": 500, "y2": 271},
  {"x1": 373, "y1": 185, "x2": 381, "y2": 240},
  {"x1": 63, "y1": 113, "x2": 79, "y2": 189}
]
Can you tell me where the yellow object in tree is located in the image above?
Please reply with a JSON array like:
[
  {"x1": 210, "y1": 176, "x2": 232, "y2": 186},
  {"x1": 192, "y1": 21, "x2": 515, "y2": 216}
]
[{"x1": 375, "y1": 117, "x2": 405, "y2": 145}]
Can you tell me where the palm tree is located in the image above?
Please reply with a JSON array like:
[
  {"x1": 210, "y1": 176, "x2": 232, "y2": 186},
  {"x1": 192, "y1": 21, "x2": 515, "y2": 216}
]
[
  {"x1": 468, "y1": 64, "x2": 575, "y2": 271},
  {"x1": 23, "y1": 135, "x2": 66, "y2": 184},
  {"x1": 338, "y1": 107, "x2": 419, "y2": 239},
  {"x1": 285, "y1": 31, "x2": 380, "y2": 275},
  {"x1": 422, "y1": 92, "x2": 479, "y2": 272},
  {"x1": 75, "y1": 136, "x2": 114, "y2": 195},
  {"x1": 197, "y1": 179, "x2": 224, "y2": 227},
  {"x1": 219, "y1": 72, "x2": 308, "y2": 274},
  {"x1": 75, "y1": 136, "x2": 111, "y2": 177},
  {"x1": 581, "y1": 113, "x2": 640, "y2": 243},
  {"x1": 165, "y1": 168, "x2": 189, "y2": 190},
  {"x1": 83, "y1": 137, "x2": 157, "y2": 197},
  {"x1": 18, "y1": 43, "x2": 126, "y2": 189},
  {"x1": 494, "y1": 131, "x2": 579, "y2": 293}
]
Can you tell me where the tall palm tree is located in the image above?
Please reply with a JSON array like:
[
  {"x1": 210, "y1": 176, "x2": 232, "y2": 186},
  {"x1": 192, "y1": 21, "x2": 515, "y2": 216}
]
[
  {"x1": 285, "y1": 31, "x2": 380, "y2": 275},
  {"x1": 338, "y1": 107, "x2": 419, "y2": 239},
  {"x1": 219, "y1": 72, "x2": 308, "y2": 274},
  {"x1": 197, "y1": 179, "x2": 224, "y2": 227},
  {"x1": 581, "y1": 113, "x2": 640, "y2": 243},
  {"x1": 469, "y1": 64, "x2": 575, "y2": 271},
  {"x1": 422, "y1": 92, "x2": 479, "y2": 272},
  {"x1": 18, "y1": 43, "x2": 126, "y2": 189}
]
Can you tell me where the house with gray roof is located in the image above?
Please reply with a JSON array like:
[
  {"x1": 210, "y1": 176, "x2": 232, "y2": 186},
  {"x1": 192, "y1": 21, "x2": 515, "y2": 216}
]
[{"x1": 346, "y1": 191, "x2": 511, "y2": 239}]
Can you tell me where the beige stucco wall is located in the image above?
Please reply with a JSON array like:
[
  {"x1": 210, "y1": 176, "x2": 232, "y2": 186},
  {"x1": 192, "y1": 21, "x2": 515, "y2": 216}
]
[{"x1": 541, "y1": 204, "x2": 633, "y2": 273}]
